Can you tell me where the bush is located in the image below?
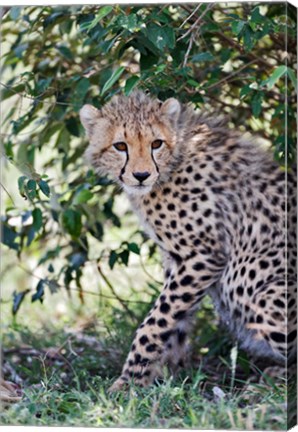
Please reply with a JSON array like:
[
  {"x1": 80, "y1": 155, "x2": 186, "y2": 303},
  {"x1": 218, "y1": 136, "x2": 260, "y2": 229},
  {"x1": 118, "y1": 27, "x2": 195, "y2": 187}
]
[{"x1": 1, "y1": 3, "x2": 296, "y2": 315}]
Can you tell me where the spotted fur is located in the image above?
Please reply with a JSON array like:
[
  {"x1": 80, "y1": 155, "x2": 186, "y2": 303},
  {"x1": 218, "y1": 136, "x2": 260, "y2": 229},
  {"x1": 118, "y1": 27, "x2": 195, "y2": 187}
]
[{"x1": 80, "y1": 91, "x2": 296, "y2": 391}]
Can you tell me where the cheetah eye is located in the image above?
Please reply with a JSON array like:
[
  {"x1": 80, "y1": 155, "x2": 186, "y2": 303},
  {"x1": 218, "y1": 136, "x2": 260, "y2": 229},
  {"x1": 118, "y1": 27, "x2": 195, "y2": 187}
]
[
  {"x1": 151, "y1": 139, "x2": 163, "y2": 150},
  {"x1": 113, "y1": 142, "x2": 127, "y2": 152}
]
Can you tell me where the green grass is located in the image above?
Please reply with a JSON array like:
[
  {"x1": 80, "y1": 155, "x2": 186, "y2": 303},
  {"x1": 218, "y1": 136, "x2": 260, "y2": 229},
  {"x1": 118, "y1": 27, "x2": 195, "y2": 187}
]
[
  {"x1": 0, "y1": 245, "x2": 290, "y2": 430},
  {"x1": 1, "y1": 314, "x2": 288, "y2": 430}
]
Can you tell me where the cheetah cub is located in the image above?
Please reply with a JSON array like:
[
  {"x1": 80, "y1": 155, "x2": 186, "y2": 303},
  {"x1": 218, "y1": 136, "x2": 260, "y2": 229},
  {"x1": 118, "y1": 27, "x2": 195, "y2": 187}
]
[{"x1": 80, "y1": 91, "x2": 296, "y2": 392}]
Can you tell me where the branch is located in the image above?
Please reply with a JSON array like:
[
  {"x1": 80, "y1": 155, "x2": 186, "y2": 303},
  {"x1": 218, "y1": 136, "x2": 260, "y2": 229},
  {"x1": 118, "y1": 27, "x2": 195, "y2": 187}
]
[
  {"x1": 96, "y1": 264, "x2": 138, "y2": 322},
  {"x1": 0, "y1": 82, "x2": 73, "y2": 107},
  {"x1": 178, "y1": 3, "x2": 214, "y2": 41},
  {"x1": 17, "y1": 264, "x2": 149, "y2": 306},
  {"x1": 0, "y1": 183, "x2": 15, "y2": 206},
  {"x1": 179, "y1": 3, "x2": 202, "y2": 29},
  {"x1": 206, "y1": 59, "x2": 257, "y2": 90}
]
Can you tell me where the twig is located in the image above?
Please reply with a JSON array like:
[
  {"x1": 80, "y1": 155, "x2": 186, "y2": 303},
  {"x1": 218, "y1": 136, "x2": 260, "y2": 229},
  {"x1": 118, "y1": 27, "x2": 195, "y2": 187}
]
[
  {"x1": 183, "y1": 30, "x2": 197, "y2": 68},
  {"x1": 178, "y1": 3, "x2": 214, "y2": 42},
  {"x1": 213, "y1": 32, "x2": 274, "y2": 69},
  {"x1": 16, "y1": 263, "x2": 149, "y2": 305},
  {"x1": 97, "y1": 264, "x2": 137, "y2": 321},
  {"x1": 179, "y1": 3, "x2": 202, "y2": 29},
  {"x1": 0, "y1": 183, "x2": 15, "y2": 206},
  {"x1": 206, "y1": 59, "x2": 257, "y2": 90},
  {"x1": 0, "y1": 82, "x2": 73, "y2": 107}
]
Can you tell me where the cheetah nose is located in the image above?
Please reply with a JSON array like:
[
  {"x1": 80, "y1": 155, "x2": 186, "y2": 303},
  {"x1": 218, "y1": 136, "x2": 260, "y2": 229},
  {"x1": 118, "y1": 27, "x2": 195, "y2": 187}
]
[{"x1": 133, "y1": 172, "x2": 151, "y2": 183}]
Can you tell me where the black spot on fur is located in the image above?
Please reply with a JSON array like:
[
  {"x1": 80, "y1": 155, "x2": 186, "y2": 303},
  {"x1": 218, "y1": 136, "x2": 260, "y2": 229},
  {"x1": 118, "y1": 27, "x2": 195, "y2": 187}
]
[
  {"x1": 237, "y1": 285, "x2": 244, "y2": 296},
  {"x1": 169, "y1": 281, "x2": 178, "y2": 291},
  {"x1": 157, "y1": 318, "x2": 168, "y2": 328},
  {"x1": 193, "y1": 262, "x2": 205, "y2": 271},
  {"x1": 170, "y1": 220, "x2": 177, "y2": 229},
  {"x1": 259, "y1": 260, "x2": 269, "y2": 269},
  {"x1": 249, "y1": 269, "x2": 256, "y2": 280},
  {"x1": 146, "y1": 343, "x2": 157, "y2": 352},
  {"x1": 181, "y1": 292, "x2": 193, "y2": 303},
  {"x1": 273, "y1": 299, "x2": 285, "y2": 308},
  {"x1": 180, "y1": 275, "x2": 193, "y2": 286},
  {"x1": 139, "y1": 335, "x2": 149, "y2": 345},
  {"x1": 173, "y1": 310, "x2": 187, "y2": 320},
  {"x1": 160, "y1": 302, "x2": 171, "y2": 314},
  {"x1": 288, "y1": 330, "x2": 297, "y2": 343},
  {"x1": 160, "y1": 330, "x2": 172, "y2": 342},
  {"x1": 194, "y1": 173, "x2": 202, "y2": 181},
  {"x1": 270, "y1": 332, "x2": 286, "y2": 343}
]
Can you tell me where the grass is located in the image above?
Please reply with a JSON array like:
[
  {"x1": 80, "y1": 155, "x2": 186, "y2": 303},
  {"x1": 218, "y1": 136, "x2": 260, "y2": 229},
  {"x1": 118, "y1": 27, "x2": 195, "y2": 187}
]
[
  {"x1": 0, "y1": 240, "x2": 291, "y2": 430},
  {"x1": 1, "y1": 308, "x2": 289, "y2": 430}
]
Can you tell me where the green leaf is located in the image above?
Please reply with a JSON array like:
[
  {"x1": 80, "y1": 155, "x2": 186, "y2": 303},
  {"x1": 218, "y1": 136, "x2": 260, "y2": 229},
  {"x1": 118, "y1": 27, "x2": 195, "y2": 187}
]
[
  {"x1": 34, "y1": 77, "x2": 52, "y2": 95},
  {"x1": 161, "y1": 26, "x2": 175, "y2": 50},
  {"x1": 32, "y1": 208, "x2": 43, "y2": 231},
  {"x1": 240, "y1": 84, "x2": 253, "y2": 99},
  {"x1": 192, "y1": 52, "x2": 214, "y2": 62},
  {"x1": 109, "y1": 250, "x2": 118, "y2": 270},
  {"x1": 2, "y1": 224, "x2": 19, "y2": 250},
  {"x1": 4, "y1": 141, "x2": 14, "y2": 159},
  {"x1": 65, "y1": 117, "x2": 80, "y2": 137},
  {"x1": 117, "y1": 14, "x2": 138, "y2": 31},
  {"x1": 124, "y1": 76, "x2": 140, "y2": 95},
  {"x1": 146, "y1": 24, "x2": 175, "y2": 50},
  {"x1": 101, "y1": 66, "x2": 125, "y2": 96},
  {"x1": 243, "y1": 26, "x2": 254, "y2": 51},
  {"x1": 73, "y1": 189, "x2": 93, "y2": 204},
  {"x1": 128, "y1": 242, "x2": 140, "y2": 255},
  {"x1": 221, "y1": 46, "x2": 235, "y2": 63},
  {"x1": 57, "y1": 45, "x2": 73, "y2": 60},
  {"x1": 119, "y1": 249, "x2": 129, "y2": 266},
  {"x1": 38, "y1": 180, "x2": 51, "y2": 198},
  {"x1": 74, "y1": 77, "x2": 90, "y2": 102},
  {"x1": 187, "y1": 79, "x2": 201, "y2": 88},
  {"x1": 251, "y1": 92, "x2": 263, "y2": 117},
  {"x1": 32, "y1": 280, "x2": 45, "y2": 303},
  {"x1": 18, "y1": 175, "x2": 28, "y2": 198},
  {"x1": 250, "y1": 7, "x2": 264, "y2": 25},
  {"x1": 140, "y1": 52, "x2": 159, "y2": 71},
  {"x1": 26, "y1": 179, "x2": 37, "y2": 200},
  {"x1": 48, "y1": 263, "x2": 55, "y2": 273},
  {"x1": 287, "y1": 68, "x2": 297, "y2": 92},
  {"x1": 231, "y1": 20, "x2": 245, "y2": 35},
  {"x1": 87, "y1": 6, "x2": 113, "y2": 30},
  {"x1": 261, "y1": 65, "x2": 287, "y2": 89},
  {"x1": 26, "y1": 226, "x2": 36, "y2": 247},
  {"x1": 62, "y1": 209, "x2": 82, "y2": 237},
  {"x1": 12, "y1": 290, "x2": 30, "y2": 315}
]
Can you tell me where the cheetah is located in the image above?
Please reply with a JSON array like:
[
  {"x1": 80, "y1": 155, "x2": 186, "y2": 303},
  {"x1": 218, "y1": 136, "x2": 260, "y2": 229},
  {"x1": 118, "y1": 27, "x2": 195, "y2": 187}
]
[{"x1": 80, "y1": 91, "x2": 297, "y2": 392}]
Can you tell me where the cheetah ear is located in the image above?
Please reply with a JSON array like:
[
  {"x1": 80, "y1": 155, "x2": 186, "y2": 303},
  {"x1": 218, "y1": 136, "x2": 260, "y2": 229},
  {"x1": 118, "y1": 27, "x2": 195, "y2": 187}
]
[
  {"x1": 80, "y1": 104, "x2": 102, "y2": 137},
  {"x1": 161, "y1": 98, "x2": 181, "y2": 124}
]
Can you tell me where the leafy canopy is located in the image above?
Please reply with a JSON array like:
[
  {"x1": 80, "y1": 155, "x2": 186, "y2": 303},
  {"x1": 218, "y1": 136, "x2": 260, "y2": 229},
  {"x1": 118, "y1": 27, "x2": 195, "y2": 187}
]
[{"x1": 1, "y1": 3, "x2": 296, "y2": 314}]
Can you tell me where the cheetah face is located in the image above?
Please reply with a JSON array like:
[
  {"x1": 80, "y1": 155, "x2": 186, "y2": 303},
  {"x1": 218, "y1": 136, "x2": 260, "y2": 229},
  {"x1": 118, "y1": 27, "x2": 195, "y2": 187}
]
[{"x1": 80, "y1": 92, "x2": 181, "y2": 195}]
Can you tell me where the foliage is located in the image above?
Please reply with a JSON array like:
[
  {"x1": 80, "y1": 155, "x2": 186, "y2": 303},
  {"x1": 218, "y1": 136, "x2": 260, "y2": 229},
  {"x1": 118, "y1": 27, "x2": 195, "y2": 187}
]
[{"x1": 1, "y1": 3, "x2": 297, "y2": 314}]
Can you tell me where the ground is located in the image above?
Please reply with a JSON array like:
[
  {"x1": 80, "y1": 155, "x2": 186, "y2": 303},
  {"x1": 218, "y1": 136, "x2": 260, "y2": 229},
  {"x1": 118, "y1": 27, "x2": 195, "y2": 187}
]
[{"x1": 1, "y1": 297, "x2": 288, "y2": 429}]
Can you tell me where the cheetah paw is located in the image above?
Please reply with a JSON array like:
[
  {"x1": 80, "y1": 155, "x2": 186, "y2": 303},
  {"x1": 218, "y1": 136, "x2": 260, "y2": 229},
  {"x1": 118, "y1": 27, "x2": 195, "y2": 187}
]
[{"x1": 108, "y1": 377, "x2": 129, "y2": 393}]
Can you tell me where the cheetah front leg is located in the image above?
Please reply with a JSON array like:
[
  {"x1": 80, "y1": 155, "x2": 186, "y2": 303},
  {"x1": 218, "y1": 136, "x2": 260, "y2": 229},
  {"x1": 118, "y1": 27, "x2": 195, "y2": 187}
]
[{"x1": 108, "y1": 252, "x2": 224, "y2": 392}]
